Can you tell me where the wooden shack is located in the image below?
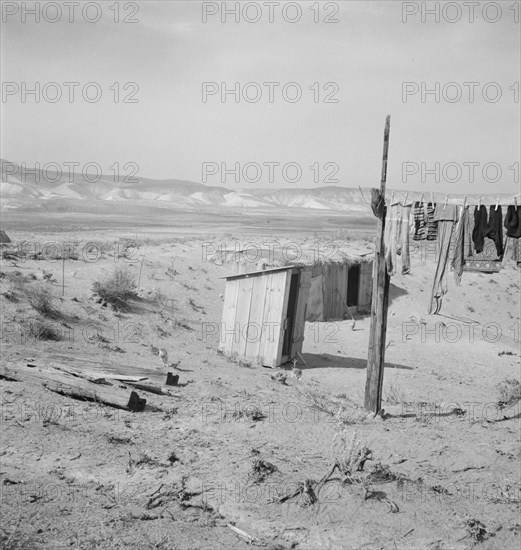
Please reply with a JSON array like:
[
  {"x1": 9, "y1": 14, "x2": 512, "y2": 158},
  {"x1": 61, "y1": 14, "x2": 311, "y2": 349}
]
[
  {"x1": 219, "y1": 266, "x2": 311, "y2": 368},
  {"x1": 306, "y1": 258, "x2": 373, "y2": 321}
]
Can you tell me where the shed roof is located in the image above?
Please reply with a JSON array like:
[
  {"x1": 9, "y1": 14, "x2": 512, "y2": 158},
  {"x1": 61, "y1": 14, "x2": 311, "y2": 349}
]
[{"x1": 220, "y1": 265, "x2": 302, "y2": 281}]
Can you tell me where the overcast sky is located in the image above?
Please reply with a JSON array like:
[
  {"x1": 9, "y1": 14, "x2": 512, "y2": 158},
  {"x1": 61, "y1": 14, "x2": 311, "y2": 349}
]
[{"x1": 1, "y1": 1, "x2": 519, "y2": 194}]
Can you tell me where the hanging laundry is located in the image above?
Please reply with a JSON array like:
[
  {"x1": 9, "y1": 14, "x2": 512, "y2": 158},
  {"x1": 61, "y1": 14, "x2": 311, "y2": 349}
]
[
  {"x1": 500, "y1": 237, "x2": 511, "y2": 269},
  {"x1": 413, "y1": 201, "x2": 427, "y2": 240},
  {"x1": 472, "y1": 205, "x2": 488, "y2": 253},
  {"x1": 433, "y1": 203, "x2": 459, "y2": 222},
  {"x1": 409, "y1": 203, "x2": 417, "y2": 234},
  {"x1": 398, "y1": 204, "x2": 412, "y2": 274},
  {"x1": 464, "y1": 208, "x2": 474, "y2": 259},
  {"x1": 384, "y1": 204, "x2": 412, "y2": 275},
  {"x1": 384, "y1": 204, "x2": 399, "y2": 275},
  {"x1": 486, "y1": 206, "x2": 504, "y2": 258},
  {"x1": 429, "y1": 204, "x2": 459, "y2": 314},
  {"x1": 504, "y1": 204, "x2": 521, "y2": 238},
  {"x1": 451, "y1": 206, "x2": 469, "y2": 286},
  {"x1": 426, "y1": 202, "x2": 437, "y2": 240}
]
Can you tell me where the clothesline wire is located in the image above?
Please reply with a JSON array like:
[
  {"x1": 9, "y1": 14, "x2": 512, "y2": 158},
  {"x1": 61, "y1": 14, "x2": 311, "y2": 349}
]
[
  {"x1": 385, "y1": 192, "x2": 518, "y2": 208},
  {"x1": 385, "y1": 200, "x2": 518, "y2": 207}
]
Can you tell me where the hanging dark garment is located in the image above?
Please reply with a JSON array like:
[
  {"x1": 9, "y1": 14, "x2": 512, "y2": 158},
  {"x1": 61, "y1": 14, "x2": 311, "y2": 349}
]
[
  {"x1": 472, "y1": 205, "x2": 488, "y2": 254},
  {"x1": 504, "y1": 205, "x2": 521, "y2": 238},
  {"x1": 412, "y1": 201, "x2": 426, "y2": 240},
  {"x1": 486, "y1": 206, "x2": 504, "y2": 258},
  {"x1": 426, "y1": 202, "x2": 437, "y2": 240},
  {"x1": 412, "y1": 201, "x2": 427, "y2": 241}
]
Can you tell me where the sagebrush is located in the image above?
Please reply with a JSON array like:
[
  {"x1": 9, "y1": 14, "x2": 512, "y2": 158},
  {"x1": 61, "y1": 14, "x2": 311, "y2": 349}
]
[
  {"x1": 92, "y1": 266, "x2": 137, "y2": 309},
  {"x1": 26, "y1": 284, "x2": 59, "y2": 318},
  {"x1": 23, "y1": 319, "x2": 62, "y2": 341},
  {"x1": 496, "y1": 378, "x2": 521, "y2": 409}
]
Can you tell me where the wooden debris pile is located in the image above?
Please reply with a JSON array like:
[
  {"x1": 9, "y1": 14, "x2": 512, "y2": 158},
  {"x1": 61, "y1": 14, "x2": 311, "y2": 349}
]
[{"x1": 0, "y1": 360, "x2": 182, "y2": 413}]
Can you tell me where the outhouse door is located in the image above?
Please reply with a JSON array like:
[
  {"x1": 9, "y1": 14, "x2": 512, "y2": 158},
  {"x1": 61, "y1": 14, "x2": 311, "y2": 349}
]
[
  {"x1": 281, "y1": 268, "x2": 311, "y2": 361},
  {"x1": 346, "y1": 265, "x2": 361, "y2": 307}
]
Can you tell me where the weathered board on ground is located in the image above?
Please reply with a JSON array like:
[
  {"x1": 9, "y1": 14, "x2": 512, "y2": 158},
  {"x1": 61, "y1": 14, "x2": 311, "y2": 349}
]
[{"x1": 0, "y1": 363, "x2": 147, "y2": 412}]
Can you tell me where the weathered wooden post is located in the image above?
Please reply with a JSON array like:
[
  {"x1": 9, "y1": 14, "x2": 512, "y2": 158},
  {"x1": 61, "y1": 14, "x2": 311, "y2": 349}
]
[{"x1": 364, "y1": 115, "x2": 391, "y2": 414}]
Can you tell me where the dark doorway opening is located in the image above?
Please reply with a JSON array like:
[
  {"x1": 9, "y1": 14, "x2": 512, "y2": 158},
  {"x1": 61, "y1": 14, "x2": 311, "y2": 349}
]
[
  {"x1": 346, "y1": 265, "x2": 360, "y2": 307},
  {"x1": 282, "y1": 273, "x2": 300, "y2": 356}
]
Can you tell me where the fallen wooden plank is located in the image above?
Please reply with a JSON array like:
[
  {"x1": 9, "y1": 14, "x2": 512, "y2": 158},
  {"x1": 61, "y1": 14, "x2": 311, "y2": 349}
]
[
  {"x1": 1, "y1": 363, "x2": 147, "y2": 412},
  {"x1": 48, "y1": 362, "x2": 112, "y2": 385},
  {"x1": 227, "y1": 524, "x2": 261, "y2": 545},
  {"x1": 43, "y1": 380, "x2": 146, "y2": 412},
  {"x1": 47, "y1": 361, "x2": 148, "y2": 383},
  {"x1": 124, "y1": 381, "x2": 168, "y2": 395},
  {"x1": 104, "y1": 375, "x2": 148, "y2": 382},
  {"x1": 46, "y1": 354, "x2": 149, "y2": 379}
]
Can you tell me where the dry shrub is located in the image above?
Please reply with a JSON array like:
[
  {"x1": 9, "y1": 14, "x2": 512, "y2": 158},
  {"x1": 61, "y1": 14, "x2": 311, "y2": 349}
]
[
  {"x1": 23, "y1": 318, "x2": 62, "y2": 341},
  {"x1": 464, "y1": 517, "x2": 490, "y2": 543},
  {"x1": 25, "y1": 284, "x2": 59, "y2": 318},
  {"x1": 331, "y1": 429, "x2": 373, "y2": 500},
  {"x1": 2, "y1": 288, "x2": 17, "y2": 301},
  {"x1": 385, "y1": 376, "x2": 406, "y2": 405},
  {"x1": 228, "y1": 403, "x2": 266, "y2": 422},
  {"x1": 299, "y1": 387, "x2": 366, "y2": 425},
  {"x1": 25, "y1": 244, "x2": 79, "y2": 261},
  {"x1": 496, "y1": 378, "x2": 521, "y2": 409},
  {"x1": 92, "y1": 266, "x2": 137, "y2": 309},
  {"x1": 4, "y1": 271, "x2": 31, "y2": 285},
  {"x1": 249, "y1": 459, "x2": 278, "y2": 483},
  {"x1": 47, "y1": 247, "x2": 79, "y2": 261},
  {"x1": 331, "y1": 429, "x2": 372, "y2": 476},
  {"x1": 2, "y1": 273, "x2": 31, "y2": 301}
]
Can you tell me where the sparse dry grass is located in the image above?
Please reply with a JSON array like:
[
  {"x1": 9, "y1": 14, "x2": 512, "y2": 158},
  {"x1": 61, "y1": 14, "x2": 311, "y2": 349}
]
[
  {"x1": 384, "y1": 376, "x2": 406, "y2": 405},
  {"x1": 298, "y1": 386, "x2": 366, "y2": 425}
]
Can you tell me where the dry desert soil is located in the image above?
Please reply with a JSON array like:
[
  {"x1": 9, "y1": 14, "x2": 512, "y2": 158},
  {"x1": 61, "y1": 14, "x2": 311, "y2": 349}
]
[{"x1": 0, "y1": 214, "x2": 520, "y2": 550}]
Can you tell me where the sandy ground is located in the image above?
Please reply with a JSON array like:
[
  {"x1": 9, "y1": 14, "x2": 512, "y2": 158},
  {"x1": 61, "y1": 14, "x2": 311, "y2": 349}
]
[{"x1": 0, "y1": 227, "x2": 520, "y2": 550}]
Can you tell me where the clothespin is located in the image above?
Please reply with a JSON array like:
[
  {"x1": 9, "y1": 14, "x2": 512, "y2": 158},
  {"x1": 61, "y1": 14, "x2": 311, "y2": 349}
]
[
  {"x1": 430, "y1": 192, "x2": 434, "y2": 205},
  {"x1": 495, "y1": 196, "x2": 500, "y2": 211},
  {"x1": 403, "y1": 192, "x2": 408, "y2": 206},
  {"x1": 420, "y1": 193, "x2": 424, "y2": 204},
  {"x1": 478, "y1": 195, "x2": 482, "y2": 208},
  {"x1": 515, "y1": 197, "x2": 518, "y2": 207},
  {"x1": 463, "y1": 195, "x2": 467, "y2": 209},
  {"x1": 391, "y1": 191, "x2": 394, "y2": 205},
  {"x1": 443, "y1": 194, "x2": 448, "y2": 209}
]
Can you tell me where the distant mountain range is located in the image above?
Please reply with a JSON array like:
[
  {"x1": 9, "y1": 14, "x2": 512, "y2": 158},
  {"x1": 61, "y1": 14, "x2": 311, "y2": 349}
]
[{"x1": 1, "y1": 159, "x2": 519, "y2": 213}]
